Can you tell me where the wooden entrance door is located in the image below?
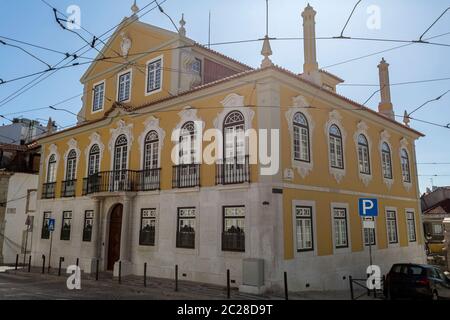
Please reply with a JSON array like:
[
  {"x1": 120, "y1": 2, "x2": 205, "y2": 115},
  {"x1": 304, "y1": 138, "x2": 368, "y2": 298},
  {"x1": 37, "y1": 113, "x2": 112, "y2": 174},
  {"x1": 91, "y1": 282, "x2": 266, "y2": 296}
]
[{"x1": 107, "y1": 204, "x2": 123, "y2": 271}]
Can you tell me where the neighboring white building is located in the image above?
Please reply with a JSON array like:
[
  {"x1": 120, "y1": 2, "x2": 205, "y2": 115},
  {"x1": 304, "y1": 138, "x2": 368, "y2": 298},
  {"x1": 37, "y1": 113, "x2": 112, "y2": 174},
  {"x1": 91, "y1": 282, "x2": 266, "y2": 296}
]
[{"x1": 1, "y1": 173, "x2": 38, "y2": 264}]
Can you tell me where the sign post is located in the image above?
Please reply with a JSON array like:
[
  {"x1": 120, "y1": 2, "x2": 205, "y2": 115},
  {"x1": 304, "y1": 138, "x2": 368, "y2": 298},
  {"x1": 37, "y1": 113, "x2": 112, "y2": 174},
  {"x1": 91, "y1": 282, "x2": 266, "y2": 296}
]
[
  {"x1": 23, "y1": 215, "x2": 32, "y2": 266},
  {"x1": 359, "y1": 198, "x2": 378, "y2": 267},
  {"x1": 48, "y1": 218, "x2": 55, "y2": 273}
]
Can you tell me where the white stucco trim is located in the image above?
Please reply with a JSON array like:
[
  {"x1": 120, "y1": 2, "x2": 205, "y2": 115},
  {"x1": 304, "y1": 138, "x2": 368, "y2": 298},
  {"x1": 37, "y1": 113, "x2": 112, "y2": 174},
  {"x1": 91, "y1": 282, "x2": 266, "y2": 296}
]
[
  {"x1": 282, "y1": 182, "x2": 419, "y2": 202},
  {"x1": 325, "y1": 110, "x2": 346, "y2": 183},
  {"x1": 285, "y1": 96, "x2": 314, "y2": 179},
  {"x1": 330, "y1": 202, "x2": 352, "y2": 254},
  {"x1": 379, "y1": 130, "x2": 394, "y2": 190},
  {"x1": 144, "y1": 55, "x2": 164, "y2": 96},
  {"x1": 399, "y1": 138, "x2": 413, "y2": 191},
  {"x1": 353, "y1": 121, "x2": 373, "y2": 186},
  {"x1": 84, "y1": 132, "x2": 105, "y2": 176},
  {"x1": 138, "y1": 116, "x2": 166, "y2": 170},
  {"x1": 213, "y1": 93, "x2": 255, "y2": 132},
  {"x1": 116, "y1": 68, "x2": 133, "y2": 103},
  {"x1": 385, "y1": 206, "x2": 400, "y2": 248},
  {"x1": 108, "y1": 119, "x2": 134, "y2": 170},
  {"x1": 91, "y1": 79, "x2": 106, "y2": 114},
  {"x1": 63, "y1": 138, "x2": 81, "y2": 180},
  {"x1": 292, "y1": 199, "x2": 318, "y2": 258}
]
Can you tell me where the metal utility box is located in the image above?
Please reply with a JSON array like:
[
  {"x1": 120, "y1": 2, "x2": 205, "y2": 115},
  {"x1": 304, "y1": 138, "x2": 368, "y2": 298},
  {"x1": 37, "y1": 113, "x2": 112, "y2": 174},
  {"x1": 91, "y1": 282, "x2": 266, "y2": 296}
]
[{"x1": 242, "y1": 258, "x2": 264, "y2": 287}]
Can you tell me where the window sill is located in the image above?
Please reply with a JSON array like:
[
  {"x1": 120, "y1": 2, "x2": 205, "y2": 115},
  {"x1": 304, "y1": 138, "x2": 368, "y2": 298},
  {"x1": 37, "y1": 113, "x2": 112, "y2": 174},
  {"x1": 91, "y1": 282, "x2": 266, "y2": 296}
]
[
  {"x1": 170, "y1": 187, "x2": 200, "y2": 194},
  {"x1": 214, "y1": 183, "x2": 250, "y2": 191}
]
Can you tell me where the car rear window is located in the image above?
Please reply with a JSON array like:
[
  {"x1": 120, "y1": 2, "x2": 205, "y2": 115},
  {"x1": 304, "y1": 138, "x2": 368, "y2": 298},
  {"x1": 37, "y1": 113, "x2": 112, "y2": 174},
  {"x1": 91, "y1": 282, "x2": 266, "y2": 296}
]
[{"x1": 407, "y1": 266, "x2": 425, "y2": 276}]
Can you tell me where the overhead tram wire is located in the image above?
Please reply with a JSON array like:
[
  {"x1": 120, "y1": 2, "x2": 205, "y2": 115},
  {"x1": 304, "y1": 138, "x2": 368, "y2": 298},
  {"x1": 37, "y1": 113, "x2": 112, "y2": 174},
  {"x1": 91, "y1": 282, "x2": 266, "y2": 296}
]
[
  {"x1": 337, "y1": 0, "x2": 362, "y2": 39},
  {"x1": 3, "y1": 29, "x2": 450, "y2": 88},
  {"x1": 0, "y1": 0, "x2": 164, "y2": 108},
  {"x1": 407, "y1": 89, "x2": 450, "y2": 117},
  {"x1": 417, "y1": 6, "x2": 450, "y2": 43},
  {"x1": 0, "y1": 35, "x2": 71, "y2": 57},
  {"x1": 0, "y1": 40, "x2": 51, "y2": 69},
  {"x1": 2, "y1": 1, "x2": 449, "y2": 106},
  {"x1": 341, "y1": 77, "x2": 450, "y2": 87}
]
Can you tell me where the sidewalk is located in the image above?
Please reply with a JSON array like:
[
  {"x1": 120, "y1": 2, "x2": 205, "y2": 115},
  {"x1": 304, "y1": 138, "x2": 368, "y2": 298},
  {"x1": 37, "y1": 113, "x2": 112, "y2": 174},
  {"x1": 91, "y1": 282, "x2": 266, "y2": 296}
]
[{"x1": 0, "y1": 267, "x2": 380, "y2": 300}]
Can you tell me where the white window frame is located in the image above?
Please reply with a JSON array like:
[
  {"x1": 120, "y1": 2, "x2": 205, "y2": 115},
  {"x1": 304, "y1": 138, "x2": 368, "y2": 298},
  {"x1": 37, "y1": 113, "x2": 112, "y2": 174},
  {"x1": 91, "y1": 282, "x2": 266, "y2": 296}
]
[
  {"x1": 330, "y1": 202, "x2": 351, "y2": 253},
  {"x1": 357, "y1": 134, "x2": 371, "y2": 175},
  {"x1": 143, "y1": 131, "x2": 160, "y2": 170},
  {"x1": 379, "y1": 131, "x2": 394, "y2": 189},
  {"x1": 65, "y1": 149, "x2": 77, "y2": 181},
  {"x1": 325, "y1": 111, "x2": 346, "y2": 183},
  {"x1": 87, "y1": 144, "x2": 101, "y2": 176},
  {"x1": 292, "y1": 200, "x2": 317, "y2": 257},
  {"x1": 145, "y1": 55, "x2": 163, "y2": 96},
  {"x1": 361, "y1": 216, "x2": 377, "y2": 248},
  {"x1": 405, "y1": 209, "x2": 417, "y2": 243},
  {"x1": 192, "y1": 58, "x2": 202, "y2": 77},
  {"x1": 47, "y1": 154, "x2": 57, "y2": 183},
  {"x1": 353, "y1": 121, "x2": 373, "y2": 186},
  {"x1": 116, "y1": 69, "x2": 132, "y2": 103},
  {"x1": 385, "y1": 207, "x2": 399, "y2": 247},
  {"x1": 92, "y1": 80, "x2": 105, "y2": 113}
]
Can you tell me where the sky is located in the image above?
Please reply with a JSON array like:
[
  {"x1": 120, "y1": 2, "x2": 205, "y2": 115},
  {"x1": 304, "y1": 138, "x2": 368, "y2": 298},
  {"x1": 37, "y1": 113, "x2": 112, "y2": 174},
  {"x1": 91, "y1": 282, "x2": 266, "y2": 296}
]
[{"x1": 0, "y1": 0, "x2": 449, "y2": 193}]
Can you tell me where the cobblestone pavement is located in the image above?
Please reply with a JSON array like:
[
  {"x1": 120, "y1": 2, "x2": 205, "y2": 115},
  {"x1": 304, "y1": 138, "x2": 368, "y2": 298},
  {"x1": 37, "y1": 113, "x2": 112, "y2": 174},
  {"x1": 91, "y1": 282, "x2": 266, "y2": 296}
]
[
  {"x1": 0, "y1": 268, "x2": 274, "y2": 300},
  {"x1": 0, "y1": 267, "x2": 377, "y2": 300}
]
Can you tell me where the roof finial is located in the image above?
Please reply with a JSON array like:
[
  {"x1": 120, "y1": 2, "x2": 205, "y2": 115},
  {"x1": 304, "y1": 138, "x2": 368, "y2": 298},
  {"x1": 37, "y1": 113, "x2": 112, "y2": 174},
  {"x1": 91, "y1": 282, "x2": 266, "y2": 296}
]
[
  {"x1": 179, "y1": 13, "x2": 186, "y2": 37},
  {"x1": 261, "y1": 36, "x2": 273, "y2": 68},
  {"x1": 131, "y1": 0, "x2": 139, "y2": 17},
  {"x1": 260, "y1": 0, "x2": 273, "y2": 68},
  {"x1": 403, "y1": 110, "x2": 410, "y2": 127}
]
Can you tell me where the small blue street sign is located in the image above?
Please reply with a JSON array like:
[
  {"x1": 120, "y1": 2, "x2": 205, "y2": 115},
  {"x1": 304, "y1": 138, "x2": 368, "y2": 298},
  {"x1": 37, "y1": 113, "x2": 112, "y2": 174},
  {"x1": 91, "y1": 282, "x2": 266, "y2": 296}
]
[
  {"x1": 359, "y1": 198, "x2": 378, "y2": 217},
  {"x1": 48, "y1": 219, "x2": 56, "y2": 232}
]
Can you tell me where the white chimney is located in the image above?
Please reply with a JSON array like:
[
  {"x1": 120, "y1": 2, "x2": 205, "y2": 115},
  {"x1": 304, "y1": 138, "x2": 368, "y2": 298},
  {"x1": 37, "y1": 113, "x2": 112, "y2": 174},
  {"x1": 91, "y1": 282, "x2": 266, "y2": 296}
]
[
  {"x1": 302, "y1": 4, "x2": 319, "y2": 74},
  {"x1": 377, "y1": 58, "x2": 395, "y2": 120}
]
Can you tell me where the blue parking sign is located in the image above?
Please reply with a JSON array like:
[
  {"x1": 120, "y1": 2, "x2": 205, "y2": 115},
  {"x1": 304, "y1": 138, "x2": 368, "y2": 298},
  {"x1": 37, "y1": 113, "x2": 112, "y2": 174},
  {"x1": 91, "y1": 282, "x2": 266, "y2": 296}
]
[
  {"x1": 359, "y1": 198, "x2": 378, "y2": 217},
  {"x1": 48, "y1": 219, "x2": 56, "y2": 232}
]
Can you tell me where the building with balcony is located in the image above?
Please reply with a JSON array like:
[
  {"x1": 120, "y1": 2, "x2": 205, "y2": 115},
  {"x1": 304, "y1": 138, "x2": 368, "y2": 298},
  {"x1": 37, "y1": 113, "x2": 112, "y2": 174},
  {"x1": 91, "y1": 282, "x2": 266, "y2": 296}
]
[{"x1": 31, "y1": 3, "x2": 425, "y2": 292}]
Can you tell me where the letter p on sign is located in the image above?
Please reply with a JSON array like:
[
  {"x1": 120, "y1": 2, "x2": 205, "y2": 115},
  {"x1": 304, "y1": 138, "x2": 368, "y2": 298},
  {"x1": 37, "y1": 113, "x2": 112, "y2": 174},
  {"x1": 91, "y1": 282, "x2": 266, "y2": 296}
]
[{"x1": 359, "y1": 198, "x2": 378, "y2": 217}]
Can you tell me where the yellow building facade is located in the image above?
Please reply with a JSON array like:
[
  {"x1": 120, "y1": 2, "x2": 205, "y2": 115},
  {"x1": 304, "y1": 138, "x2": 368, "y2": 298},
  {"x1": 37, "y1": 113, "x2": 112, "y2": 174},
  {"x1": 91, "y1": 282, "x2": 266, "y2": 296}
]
[{"x1": 32, "y1": 4, "x2": 425, "y2": 292}]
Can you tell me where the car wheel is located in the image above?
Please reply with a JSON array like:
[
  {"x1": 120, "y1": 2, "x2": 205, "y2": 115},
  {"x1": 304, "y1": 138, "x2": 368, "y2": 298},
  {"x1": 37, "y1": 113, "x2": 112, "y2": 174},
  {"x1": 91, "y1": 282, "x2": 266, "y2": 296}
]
[{"x1": 432, "y1": 291, "x2": 439, "y2": 301}]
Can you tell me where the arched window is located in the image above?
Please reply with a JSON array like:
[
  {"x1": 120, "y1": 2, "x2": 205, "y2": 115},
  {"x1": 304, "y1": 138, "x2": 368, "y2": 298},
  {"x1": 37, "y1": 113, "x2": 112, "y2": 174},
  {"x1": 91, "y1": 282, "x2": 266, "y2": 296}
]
[
  {"x1": 381, "y1": 142, "x2": 393, "y2": 179},
  {"x1": 143, "y1": 131, "x2": 159, "y2": 170},
  {"x1": 179, "y1": 122, "x2": 196, "y2": 164},
  {"x1": 401, "y1": 148, "x2": 411, "y2": 183},
  {"x1": 329, "y1": 125, "x2": 344, "y2": 169},
  {"x1": 114, "y1": 135, "x2": 128, "y2": 172},
  {"x1": 223, "y1": 111, "x2": 245, "y2": 162},
  {"x1": 357, "y1": 134, "x2": 370, "y2": 174},
  {"x1": 88, "y1": 144, "x2": 100, "y2": 176},
  {"x1": 293, "y1": 112, "x2": 310, "y2": 162},
  {"x1": 47, "y1": 154, "x2": 57, "y2": 183},
  {"x1": 66, "y1": 150, "x2": 77, "y2": 181}
]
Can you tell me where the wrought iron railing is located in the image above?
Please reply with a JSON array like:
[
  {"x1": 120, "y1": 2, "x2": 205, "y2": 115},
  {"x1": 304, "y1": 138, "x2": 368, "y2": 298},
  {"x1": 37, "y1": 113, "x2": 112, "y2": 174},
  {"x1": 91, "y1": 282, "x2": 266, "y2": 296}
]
[
  {"x1": 216, "y1": 156, "x2": 250, "y2": 185},
  {"x1": 139, "y1": 228, "x2": 156, "y2": 246},
  {"x1": 172, "y1": 164, "x2": 200, "y2": 188},
  {"x1": 42, "y1": 182, "x2": 56, "y2": 199},
  {"x1": 82, "y1": 168, "x2": 161, "y2": 195},
  {"x1": 222, "y1": 232, "x2": 245, "y2": 252},
  {"x1": 176, "y1": 231, "x2": 195, "y2": 249},
  {"x1": 61, "y1": 180, "x2": 77, "y2": 198},
  {"x1": 82, "y1": 226, "x2": 93, "y2": 242}
]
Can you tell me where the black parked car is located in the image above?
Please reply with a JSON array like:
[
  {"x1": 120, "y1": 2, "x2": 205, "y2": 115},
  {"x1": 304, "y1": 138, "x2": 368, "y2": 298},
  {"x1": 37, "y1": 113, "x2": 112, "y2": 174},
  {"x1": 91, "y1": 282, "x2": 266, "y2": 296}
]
[{"x1": 384, "y1": 263, "x2": 450, "y2": 300}]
